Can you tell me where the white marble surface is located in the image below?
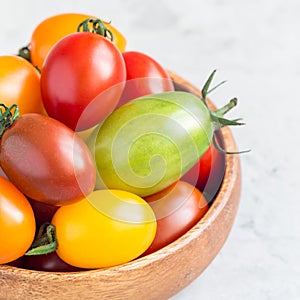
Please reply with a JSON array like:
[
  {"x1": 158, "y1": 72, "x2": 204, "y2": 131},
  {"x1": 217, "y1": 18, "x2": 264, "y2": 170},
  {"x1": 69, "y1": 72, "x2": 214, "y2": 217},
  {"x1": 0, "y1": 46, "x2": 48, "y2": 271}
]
[{"x1": 1, "y1": 0, "x2": 299, "y2": 299}]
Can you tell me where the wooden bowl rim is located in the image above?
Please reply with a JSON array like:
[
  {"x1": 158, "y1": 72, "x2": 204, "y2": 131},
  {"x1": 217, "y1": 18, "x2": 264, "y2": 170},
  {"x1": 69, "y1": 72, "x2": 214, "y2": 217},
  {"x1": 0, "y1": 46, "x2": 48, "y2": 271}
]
[{"x1": 0, "y1": 72, "x2": 240, "y2": 280}]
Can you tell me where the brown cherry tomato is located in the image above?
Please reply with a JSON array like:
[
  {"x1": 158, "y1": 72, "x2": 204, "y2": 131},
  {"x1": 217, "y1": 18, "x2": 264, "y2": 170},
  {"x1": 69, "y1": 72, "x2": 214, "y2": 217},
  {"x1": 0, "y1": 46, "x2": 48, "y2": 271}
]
[{"x1": 0, "y1": 107, "x2": 96, "y2": 206}]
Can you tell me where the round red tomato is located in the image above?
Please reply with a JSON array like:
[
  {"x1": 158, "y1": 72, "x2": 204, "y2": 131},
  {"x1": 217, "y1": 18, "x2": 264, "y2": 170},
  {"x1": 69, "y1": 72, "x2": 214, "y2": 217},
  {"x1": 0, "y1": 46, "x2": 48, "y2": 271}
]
[
  {"x1": 182, "y1": 132, "x2": 225, "y2": 203},
  {"x1": 117, "y1": 51, "x2": 174, "y2": 107},
  {"x1": 0, "y1": 176, "x2": 36, "y2": 264},
  {"x1": 41, "y1": 31, "x2": 126, "y2": 131},
  {"x1": 0, "y1": 109, "x2": 96, "y2": 206},
  {"x1": 142, "y1": 180, "x2": 208, "y2": 255}
]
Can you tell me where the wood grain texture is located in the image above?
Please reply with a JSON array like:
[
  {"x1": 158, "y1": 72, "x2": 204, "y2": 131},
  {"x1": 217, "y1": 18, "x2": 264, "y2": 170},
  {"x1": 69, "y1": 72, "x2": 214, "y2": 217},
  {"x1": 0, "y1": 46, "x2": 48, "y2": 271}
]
[{"x1": 0, "y1": 72, "x2": 241, "y2": 300}]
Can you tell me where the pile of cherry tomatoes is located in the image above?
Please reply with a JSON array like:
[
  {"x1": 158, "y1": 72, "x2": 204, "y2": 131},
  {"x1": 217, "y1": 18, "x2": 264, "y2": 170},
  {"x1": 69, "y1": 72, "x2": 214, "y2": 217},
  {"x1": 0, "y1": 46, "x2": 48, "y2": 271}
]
[{"x1": 0, "y1": 13, "x2": 231, "y2": 272}]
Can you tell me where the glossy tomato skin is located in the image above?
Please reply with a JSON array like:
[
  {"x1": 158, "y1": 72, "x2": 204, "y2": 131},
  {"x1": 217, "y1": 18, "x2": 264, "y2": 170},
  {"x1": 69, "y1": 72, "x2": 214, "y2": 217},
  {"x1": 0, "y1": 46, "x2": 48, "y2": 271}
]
[
  {"x1": 30, "y1": 13, "x2": 127, "y2": 70},
  {"x1": 118, "y1": 51, "x2": 174, "y2": 107},
  {"x1": 182, "y1": 132, "x2": 225, "y2": 204},
  {"x1": 22, "y1": 252, "x2": 82, "y2": 272},
  {"x1": 28, "y1": 199, "x2": 58, "y2": 227},
  {"x1": 0, "y1": 176, "x2": 36, "y2": 264},
  {"x1": 41, "y1": 32, "x2": 126, "y2": 131},
  {"x1": 52, "y1": 190, "x2": 157, "y2": 269},
  {"x1": 142, "y1": 181, "x2": 208, "y2": 255},
  {"x1": 0, "y1": 55, "x2": 44, "y2": 115},
  {"x1": 0, "y1": 114, "x2": 96, "y2": 206}
]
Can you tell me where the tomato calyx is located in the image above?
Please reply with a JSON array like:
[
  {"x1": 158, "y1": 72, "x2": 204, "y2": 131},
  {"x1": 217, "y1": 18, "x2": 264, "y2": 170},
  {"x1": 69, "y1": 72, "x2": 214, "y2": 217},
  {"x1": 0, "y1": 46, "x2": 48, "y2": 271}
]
[
  {"x1": 200, "y1": 70, "x2": 249, "y2": 154},
  {"x1": 18, "y1": 44, "x2": 31, "y2": 62},
  {"x1": 0, "y1": 104, "x2": 19, "y2": 138},
  {"x1": 77, "y1": 18, "x2": 114, "y2": 42},
  {"x1": 25, "y1": 223, "x2": 58, "y2": 256}
]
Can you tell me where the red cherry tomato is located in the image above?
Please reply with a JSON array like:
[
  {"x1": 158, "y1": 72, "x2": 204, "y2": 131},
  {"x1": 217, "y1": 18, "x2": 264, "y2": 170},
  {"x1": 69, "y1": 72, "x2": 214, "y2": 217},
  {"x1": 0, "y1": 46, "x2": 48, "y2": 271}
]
[
  {"x1": 182, "y1": 132, "x2": 225, "y2": 203},
  {"x1": 117, "y1": 51, "x2": 174, "y2": 107},
  {"x1": 142, "y1": 180, "x2": 208, "y2": 255},
  {"x1": 41, "y1": 30, "x2": 126, "y2": 131},
  {"x1": 0, "y1": 107, "x2": 96, "y2": 206}
]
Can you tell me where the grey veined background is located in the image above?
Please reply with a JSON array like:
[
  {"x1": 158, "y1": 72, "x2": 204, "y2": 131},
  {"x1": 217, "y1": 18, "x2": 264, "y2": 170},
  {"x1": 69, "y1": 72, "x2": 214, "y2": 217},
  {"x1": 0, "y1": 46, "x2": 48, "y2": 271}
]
[{"x1": 0, "y1": 0, "x2": 299, "y2": 299}]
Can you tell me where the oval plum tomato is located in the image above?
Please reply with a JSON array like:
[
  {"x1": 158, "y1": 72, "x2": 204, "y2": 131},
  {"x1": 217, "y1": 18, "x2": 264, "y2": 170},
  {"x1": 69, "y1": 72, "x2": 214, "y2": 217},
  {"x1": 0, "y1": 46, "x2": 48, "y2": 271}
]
[
  {"x1": 142, "y1": 180, "x2": 208, "y2": 255},
  {"x1": 29, "y1": 13, "x2": 127, "y2": 70},
  {"x1": 182, "y1": 131, "x2": 225, "y2": 203},
  {"x1": 0, "y1": 55, "x2": 44, "y2": 115},
  {"x1": 118, "y1": 51, "x2": 174, "y2": 107},
  {"x1": 0, "y1": 105, "x2": 96, "y2": 206},
  {"x1": 22, "y1": 252, "x2": 82, "y2": 272},
  {"x1": 52, "y1": 190, "x2": 157, "y2": 269},
  {"x1": 0, "y1": 176, "x2": 36, "y2": 264},
  {"x1": 41, "y1": 28, "x2": 126, "y2": 131}
]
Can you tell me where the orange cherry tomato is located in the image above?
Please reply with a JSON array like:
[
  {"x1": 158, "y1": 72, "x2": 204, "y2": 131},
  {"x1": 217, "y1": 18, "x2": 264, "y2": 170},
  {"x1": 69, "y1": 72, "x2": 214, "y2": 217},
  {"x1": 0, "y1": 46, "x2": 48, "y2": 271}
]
[
  {"x1": 0, "y1": 176, "x2": 36, "y2": 264},
  {"x1": 29, "y1": 13, "x2": 127, "y2": 70},
  {"x1": 0, "y1": 55, "x2": 44, "y2": 115}
]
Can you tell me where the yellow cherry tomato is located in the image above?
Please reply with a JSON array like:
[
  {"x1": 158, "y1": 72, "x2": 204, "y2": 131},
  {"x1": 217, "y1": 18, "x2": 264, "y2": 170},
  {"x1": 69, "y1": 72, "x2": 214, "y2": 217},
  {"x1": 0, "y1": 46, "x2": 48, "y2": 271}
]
[
  {"x1": 0, "y1": 55, "x2": 44, "y2": 115},
  {"x1": 30, "y1": 13, "x2": 127, "y2": 70},
  {"x1": 0, "y1": 176, "x2": 36, "y2": 264},
  {"x1": 52, "y1": 190, "x2": 156, "y2": 269}
]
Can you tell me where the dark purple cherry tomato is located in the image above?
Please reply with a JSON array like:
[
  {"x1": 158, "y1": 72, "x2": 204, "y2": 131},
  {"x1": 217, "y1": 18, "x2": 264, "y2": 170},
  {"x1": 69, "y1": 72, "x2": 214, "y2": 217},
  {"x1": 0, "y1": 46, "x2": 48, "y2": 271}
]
[
  {"x1": 22, "y1": 252, "x2": 82, "y2": 272},
  {"x1": 28, "y1": 199, "x2": 58, "y2": 227}
]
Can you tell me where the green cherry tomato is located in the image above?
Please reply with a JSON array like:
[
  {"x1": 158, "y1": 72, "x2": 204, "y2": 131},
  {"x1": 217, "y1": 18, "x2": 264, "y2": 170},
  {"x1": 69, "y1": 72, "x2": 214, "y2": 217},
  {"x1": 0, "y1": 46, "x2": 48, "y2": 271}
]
[
  {"x1": 52, "y1": 190, "x2": 156, "y2": 269},
  {"x1": 88, "y1": 71, "x2": 240, "y2": 197},
  {"x1": 89, "y1": 91, "x2": 214, "y2": 197}
]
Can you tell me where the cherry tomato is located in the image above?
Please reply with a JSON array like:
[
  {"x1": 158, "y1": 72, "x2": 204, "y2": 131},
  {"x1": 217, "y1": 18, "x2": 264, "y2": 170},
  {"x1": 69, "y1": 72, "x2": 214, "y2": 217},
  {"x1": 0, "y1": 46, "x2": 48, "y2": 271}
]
[
  {"x1": 118, "y1": 51, "x2": 174, "y2": 107},
  {"x1": 181, "y1": 131, "x2": 225, "y2": 203},
  {"x1": 22, "y1": 252, "x2": 82, "y2": 272},
  {"x1": 0, "y1": 55, "x2": 44, "y2": 115},
  {"x1": 29, "y1": 13, "x2": 127, "y2": 70},
  {"x1": 0, "y1": 107, "x2": 96, "y2": 206},
  {"x1": 0, "y1": 176, "x2": 36, "y2": 264},
  {"x1": 52, "y1": 190, "x2": 157, "y2": 269},
  {"x1": 142, "y1": 181, "x2": 208, "y2": 255},
  {"x1": 41, "y1": 29, "x2": 126, "y2": 131},
  {"x1": 28, "y1": 199, "x2": 58, "y2": 228}
]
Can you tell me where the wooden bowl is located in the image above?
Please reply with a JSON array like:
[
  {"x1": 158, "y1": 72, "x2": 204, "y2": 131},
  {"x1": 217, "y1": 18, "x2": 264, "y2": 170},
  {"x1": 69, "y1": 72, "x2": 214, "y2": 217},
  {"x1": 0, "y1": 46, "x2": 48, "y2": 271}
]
[{"x1": 0, "y1": 73, "x2": 241, "y2": 300}]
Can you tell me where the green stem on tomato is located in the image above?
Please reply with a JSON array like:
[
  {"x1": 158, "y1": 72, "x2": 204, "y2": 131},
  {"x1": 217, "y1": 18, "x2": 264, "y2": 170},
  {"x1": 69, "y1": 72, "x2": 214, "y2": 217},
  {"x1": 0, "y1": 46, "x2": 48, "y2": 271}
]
[
  {"x1": 77, "y1": 18, "x2": 114, "y2": 42},
  {"x1": 0, "y1": 104, "x2": 19, "y2": 138},
  {"x1": 199, "y1": 70, "x2": 249, "y2": 154},
  {"x1": 18, "y1": 44, "x2": 31, "y2": 62},
  {"x1": 25, "y1": 223, "x2": 58, "y2": 256}
]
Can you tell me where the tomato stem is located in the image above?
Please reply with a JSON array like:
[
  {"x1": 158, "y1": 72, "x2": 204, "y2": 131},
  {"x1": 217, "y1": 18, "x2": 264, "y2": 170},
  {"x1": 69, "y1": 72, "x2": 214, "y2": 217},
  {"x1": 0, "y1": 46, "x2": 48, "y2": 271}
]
[
  {"x1": 18, "y1": 44, "x2": 31, "y2": 62},
  {"x1": 0, "y1": 104, "x2": 19, "y2": 138},
  {"x1": 199, "y1": 71, "x2": 249, "y2": 154},
  {"x1": 77, "y1": 18, "x2": 114, "y2": 42},
  {"x1": 25, "y1": 223, "x2": 58, "y2": 256}
]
